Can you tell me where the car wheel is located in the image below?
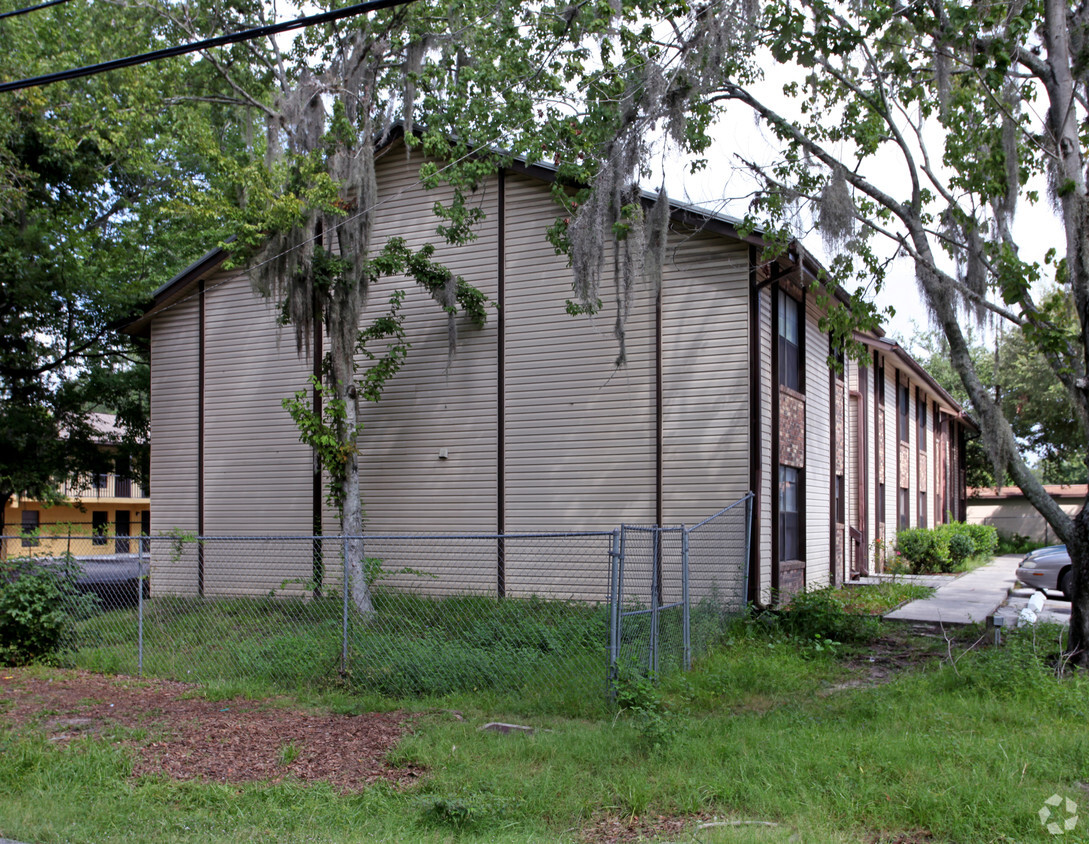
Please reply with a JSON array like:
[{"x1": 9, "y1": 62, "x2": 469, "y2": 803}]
[{"x1": 1060, "y1": 568, "x2": 1073, "y2": 602}]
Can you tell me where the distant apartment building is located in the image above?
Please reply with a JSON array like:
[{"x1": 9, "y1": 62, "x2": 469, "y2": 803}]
[{"x1": 2, "y1": 413, "x2": 149, "y2": 559}]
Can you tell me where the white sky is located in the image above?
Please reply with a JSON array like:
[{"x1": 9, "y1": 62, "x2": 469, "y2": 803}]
[{"x1": 650, "y1": 68, "x2": 1065, "y2": 356}]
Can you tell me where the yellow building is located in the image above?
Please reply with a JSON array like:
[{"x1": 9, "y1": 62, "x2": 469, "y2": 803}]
[{"x1": 2, "y1": 414, "x2": 149, "y2": 560}]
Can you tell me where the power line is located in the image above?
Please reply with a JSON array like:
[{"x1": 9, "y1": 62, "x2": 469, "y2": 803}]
[
  {"x1": 0, "y1": 0, "x2": 72, "y2": 22},
  {"x1": 0, "y1": 0, "x2": 416, "y2": 93}
]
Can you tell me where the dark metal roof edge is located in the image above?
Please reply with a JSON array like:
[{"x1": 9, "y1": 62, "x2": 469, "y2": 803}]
[
  {"x1": 119, "y1": 245, "x2": 230, "y2": 336},
  {"x1": 854, "y1": 332, "x2": 980, "y2": 431}
]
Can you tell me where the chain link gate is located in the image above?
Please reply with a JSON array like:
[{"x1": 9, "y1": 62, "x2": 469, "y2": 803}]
[{"x1": 609, "y1": 493, "x2": 754, "y2": 685}]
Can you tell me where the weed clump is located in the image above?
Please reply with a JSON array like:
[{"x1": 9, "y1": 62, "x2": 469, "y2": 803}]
[
  {"x1": 614, "y1": 665, "x2": 679, "y2": 751},
  {"x1": 772, "y1": 587, "x2": 881, "y2": 645}
]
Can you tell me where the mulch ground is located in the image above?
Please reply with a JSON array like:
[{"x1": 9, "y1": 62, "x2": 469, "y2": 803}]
[{"x1": 0, "y1": 668, "x2": 423, "y2": 792}]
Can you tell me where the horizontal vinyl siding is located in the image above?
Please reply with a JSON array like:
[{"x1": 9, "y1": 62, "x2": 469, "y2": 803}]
[
  {"x1": 661, "y1": 233, "x2": 749, "y2": 525},
  {"x1": 804, "y1": 299, "x2": 831, "y2": 589},
  {"x1": 149, "y1": 299, "x2": 200, "y2": 594},
  {"x1": 884, "y1": 361, "x2": 898, "y2": 531},
  {"x1": 353, "y1": 150, "x2": 500, "y2": 557},
  {"x1": 202, "y1": 270, "x2": 314, "y2": 535},
  {"x1": 503, "y1": 171, "x2": 656, "y2": 533},
  {"x1": 201, "y1": 270, "x2": 316, "y2": 596},
  {"x1": 759, "y1": 287, "x2": 773, "y2": 603},
  {"x1": 867, "y1": 360, "x2": 878, "y2": 568}
]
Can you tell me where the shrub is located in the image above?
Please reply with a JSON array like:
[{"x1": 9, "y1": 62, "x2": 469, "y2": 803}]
[
  {"x1": 962, "y1": 522, "x2": 998, "y2": 557},
  {"x1": 774, "y1": 587, "x2": 880, "y2": 644},
  {"x1": 0, "y1": 561, "x2": 70, "y2": 665},
  {"x1": 996, "y1": 531, "x2": 1044, "y2": 556},
  {"x1": 947, "y1": 532, "x2": 974, "y2": 568},
  {"x1": 896, "y1": 528, "x2": 951, "y2": 573}
]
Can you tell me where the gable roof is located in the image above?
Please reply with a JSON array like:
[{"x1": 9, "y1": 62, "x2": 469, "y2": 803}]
[
  {"x1": 121, "y1": 136, "x2": 859, "y2": 339},
  {"x1": 854, "y1": 333, "x2": 979, "y2": 432}
]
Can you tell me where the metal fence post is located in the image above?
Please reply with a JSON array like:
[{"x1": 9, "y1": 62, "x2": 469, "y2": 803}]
[
  {"x1": 608, "y1": 528, "x2": 621, "y2": 698},
  {"x1": 137, "y1": 538, "x2": 144, "y2": 678},
  {"x1": 743, "y1": 492, "x2": 754, "y2": 610},
  {"x1": 650, "y1": 527, "x2": 659, "y2": 676},
  {"x1": 682, "y1": 526, "x2": 690, "y2": 671},
  {"x1": 341, "y1": 535, "x2": 350, "y2": 676}
]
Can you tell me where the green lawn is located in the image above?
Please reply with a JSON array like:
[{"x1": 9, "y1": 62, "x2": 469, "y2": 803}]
[{"x1": 3, "y1": 611, "x2": 1087, "y2": 843}]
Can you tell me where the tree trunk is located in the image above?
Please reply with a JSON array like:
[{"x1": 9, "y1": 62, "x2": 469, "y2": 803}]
[
  {"x1": 339, "y1": 379, "x2": 373, "y2": 616},
  {"x1": 1069, "y1": 506, "x2": 1089, "y2": 664}
]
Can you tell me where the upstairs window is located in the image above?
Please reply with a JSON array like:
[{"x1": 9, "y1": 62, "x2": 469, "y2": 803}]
[
  {"x1": 917, "y1": 389, "x2": 927, "y2": 452},
  {"x1": 898, "y1": 381, "x2": 910, "y2": 443},
  {"x1": 778, "y1": 292, "x2": 801, "y2": 392}
]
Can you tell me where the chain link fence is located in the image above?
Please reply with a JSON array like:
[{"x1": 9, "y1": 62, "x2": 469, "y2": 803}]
[
  {"x1": 3, "y1": 495, "x2": 752, "y2": 707},
  {"x1": 610, "y1": 494, "x2": 753, "y2": 681}
]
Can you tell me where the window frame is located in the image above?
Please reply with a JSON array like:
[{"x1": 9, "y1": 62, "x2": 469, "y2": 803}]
[
  {"x1": 92, "y1": 510, "x2": 109, "y2": 546},
  {"x1": 20, "y1": 510, "x2": 40, "y2": 547},
  {"x1": 779, "y1": 465, "x2": 802, "y2": 562},
  {"x1": 778, "y1": 291, "x2": 802, "y2": 393},
  {"x1": 898, "y1": 380, "x2": 910, "y2": 443},
  {"x1": 917, "y1": 388, "x2": 927, "y2": 452}
]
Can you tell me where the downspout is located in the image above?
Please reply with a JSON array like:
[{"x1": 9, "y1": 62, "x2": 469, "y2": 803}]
[{"x1": 748, "y1": 245, "x2": 766, "y2": 608}]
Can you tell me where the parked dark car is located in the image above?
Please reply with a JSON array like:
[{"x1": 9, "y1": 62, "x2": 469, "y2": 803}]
[
  {"x1": 36, "y1": 555, "x2": 150, "y2": 611},
  {"x1": 1015, "y1": 545, "x2": 1072, "y2": 600}
]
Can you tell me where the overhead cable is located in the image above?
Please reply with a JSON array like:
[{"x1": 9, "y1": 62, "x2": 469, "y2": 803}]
[
  {"x1": 0, "y1": 0, "x2": 72, "y2": 22},
  {"x1": 0, "y1": 0, "x2": 416, "y2": 93}
]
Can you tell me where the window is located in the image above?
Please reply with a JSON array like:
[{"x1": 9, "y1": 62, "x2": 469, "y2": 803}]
[
  {"x1": 898, "y1": 487, "x2": 910, "y2": 530},
  {"x1": 917, "y1": 389, "x2": 927, "y2": 452},
  {"x1": 92, "y1": 511, "x2": 108, "y2": 546},
  {"x1": 778, "y1": 292, "x2": 801, "y2": 392},
  {"x1": 918, "y1": 491, "x2": 928, "y2": 528},
  {"x1": 92, "y1": 472, "x2": 108, "y2": 492},
  {"x1": 20, "y1": 510, "x2": 39, "y2": 547},
  {"x1": 834, "y1": 474, "x2": 845, "y2": 524},
  {"x1": 898, "y1": 380, "x2": 910, "y2": 442},
  {"x1": 877, "y1": 483, "x2": 885, "y2": 525},
  {"x1": 780, "y1": 466, "x2": 801, "y2": 561}
]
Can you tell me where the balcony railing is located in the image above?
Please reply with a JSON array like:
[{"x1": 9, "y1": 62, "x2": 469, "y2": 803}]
[{"x1": 58, "y1": 474, "x2": 146, "y2": 501}]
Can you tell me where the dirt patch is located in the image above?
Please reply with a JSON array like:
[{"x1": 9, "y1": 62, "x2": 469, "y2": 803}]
[
  {"x1": 578, "y1": 813, "x2": 714, "y2": 843},
  {"x1": 838, "y1": 631, "x2": 963, "y2": 688},
  {"x1": 0, "y1": 668, "x2": 422, "y2": 792}
]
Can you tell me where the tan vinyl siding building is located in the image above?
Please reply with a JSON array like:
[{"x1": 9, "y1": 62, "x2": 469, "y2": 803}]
[{"x1": 128, "y1": 135, "x2": 973, "y2": 603}]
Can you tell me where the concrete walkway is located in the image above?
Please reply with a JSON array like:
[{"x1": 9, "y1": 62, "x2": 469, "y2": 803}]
[{"x1": 883, "y1": 554, "x2": 1023, "y2": 628}]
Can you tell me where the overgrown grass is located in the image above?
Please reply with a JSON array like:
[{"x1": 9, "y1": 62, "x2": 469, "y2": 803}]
[
  {"x1": 65, "y1": 588, "x2": 747, "y2": 719},
  {"x1": 4, "y1": 622, "x2": 1088, "y2": 843},
  {"x1": 837, "y1": 582, "x2": 934, "y2": 614},
  {"x1": 68, "y1": 590, "x2": 621, "y2": 717}
]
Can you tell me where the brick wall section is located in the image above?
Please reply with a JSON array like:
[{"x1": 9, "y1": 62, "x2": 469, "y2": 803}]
[
  {"x1": 876, "y1": 407, "x2": 885, "y2": 484},
  {"x1": 779, "y1": 387, "x2": 806, "y2": 468},
  {"x1": 834, "y1": 383, "x2": 845, "y2": 476},
  {"x1": 899, "y1": 442, "x2": 911, "y2": 489},
  {"x1": 918, "y1": 458, "x2": 927, "y2": 492},
  {"x1": 779, "y1": 559, "x2": 806, "y2": 597},
  {"x1": 835, "y1": 525, "x2": 845, "y2": 583}
]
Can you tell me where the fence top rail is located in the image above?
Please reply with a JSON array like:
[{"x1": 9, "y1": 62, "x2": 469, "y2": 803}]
[
  {"x1": 619, "y1": 525, "x2": 685, "y2": 535},
  {"x1": 687, "y1": 491, "x2": 754, "y2": 531},
  {"x1": 135, "y1": 531, "x2": 620, "y2": 542}
]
